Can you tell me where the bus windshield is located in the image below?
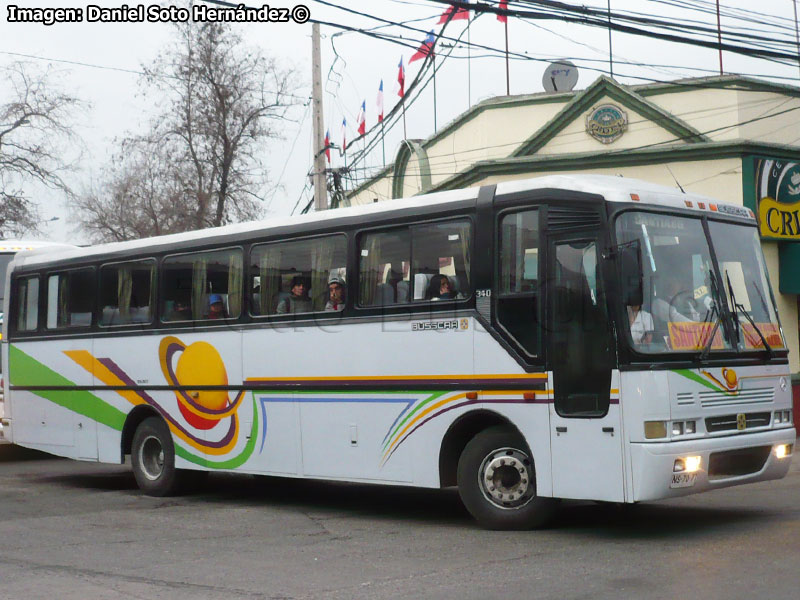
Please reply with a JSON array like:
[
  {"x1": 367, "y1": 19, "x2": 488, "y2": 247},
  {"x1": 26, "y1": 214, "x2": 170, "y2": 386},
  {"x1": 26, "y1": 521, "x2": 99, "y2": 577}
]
[
  {"x1": 708, "y1": 221, "x2": 784, "y2": 352},
  {"x1": 614, "y1": 211, "x2": 783, "y2": 355}
]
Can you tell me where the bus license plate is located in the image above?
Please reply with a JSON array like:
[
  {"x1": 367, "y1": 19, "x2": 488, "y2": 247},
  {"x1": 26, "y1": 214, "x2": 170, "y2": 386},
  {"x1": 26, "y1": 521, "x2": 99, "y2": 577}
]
[{"x1": 670, "y1": 472, "x2": 696, "y2": 488}]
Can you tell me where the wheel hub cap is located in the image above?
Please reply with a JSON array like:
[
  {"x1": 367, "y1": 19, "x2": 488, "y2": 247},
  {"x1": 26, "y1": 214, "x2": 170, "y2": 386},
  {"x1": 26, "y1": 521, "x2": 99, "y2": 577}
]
[
  {"x1": 140, "y1": 435, "x2": 165, "y2": 481},
  {"x1": 479, "y1": 448, "x2": 534, "y2": 509}
]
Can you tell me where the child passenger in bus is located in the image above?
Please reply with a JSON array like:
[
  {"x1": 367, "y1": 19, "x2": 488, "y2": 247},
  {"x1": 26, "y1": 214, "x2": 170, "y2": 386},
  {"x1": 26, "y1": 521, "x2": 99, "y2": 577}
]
[{"x1": 207, "y1": 294, "x2": 228, "y2": 319}]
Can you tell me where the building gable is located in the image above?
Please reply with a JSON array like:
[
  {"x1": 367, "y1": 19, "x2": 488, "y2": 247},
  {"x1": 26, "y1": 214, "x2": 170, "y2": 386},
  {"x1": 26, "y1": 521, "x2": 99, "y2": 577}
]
[{"x1": 512, "y1": 76, "x2": 708, "y2": 157}]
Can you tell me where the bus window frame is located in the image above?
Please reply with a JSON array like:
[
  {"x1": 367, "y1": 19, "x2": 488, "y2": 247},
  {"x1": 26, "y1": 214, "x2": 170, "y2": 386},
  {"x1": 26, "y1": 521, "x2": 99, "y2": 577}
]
[
  {"x1": 9, "y1": 273, "x2": 42, "y2": 336},
  {"x1": 354, "y1": 215, "x2": 475, "y2": 312},
  {"x1": 247, "y1": 231, "x2": 350, "y2": 320},
  {"x1": 493, "y1": 205, "x2": 545, "y2": 362},
  {"x1": 44, "y1": 265, "x2": 97, "y2": 332},
  {"x1": 97, "y1": 257, "x2": 157, "y2": 329},
  {"x1": 159, "y1": 245, "x2": 245, "y2": 325}
]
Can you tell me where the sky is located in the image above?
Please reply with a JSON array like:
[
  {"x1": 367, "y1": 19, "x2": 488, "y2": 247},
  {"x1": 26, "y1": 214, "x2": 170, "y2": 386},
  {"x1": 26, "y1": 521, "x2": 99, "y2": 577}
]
[{"x1": 3, "y1": 0, "x2": 800, "y2": 244}]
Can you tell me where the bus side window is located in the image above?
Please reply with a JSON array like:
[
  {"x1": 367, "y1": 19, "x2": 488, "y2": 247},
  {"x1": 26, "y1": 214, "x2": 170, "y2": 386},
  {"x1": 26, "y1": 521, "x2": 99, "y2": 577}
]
[
  {"x1": 497, "y1": 209, "x2": 540, "y2": 357},
  {"x1": 162, "y1": 249, "x2": 243, "y2": 322},
  {"x1": 249, "y1": 235, "x2": 347, "y2": 316},
  {"x1": 15, "y1": 276, "x2": 40, "y2": 332},
  {"x1": 46, "y1": 268, "x2": 95, "y2": 330},
  {"x1": 99, "y1": 260, "x2": 155, "y2": 326},
  {"x1": 358, "y1": 229, "x2": 411, "y2": 307},
  {"x1": 411, "y1": 220, "x2": 472, "y2": 301}
]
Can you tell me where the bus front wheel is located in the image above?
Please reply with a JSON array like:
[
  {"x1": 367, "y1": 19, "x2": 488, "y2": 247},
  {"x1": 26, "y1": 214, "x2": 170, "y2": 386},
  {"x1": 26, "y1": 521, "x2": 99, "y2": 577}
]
[
  {"x1": 457, "y1": 426, "x2": 556, "y2": 530},
  {"x1": 131, "y1": 416, "x2": 182, "y2": 496}
]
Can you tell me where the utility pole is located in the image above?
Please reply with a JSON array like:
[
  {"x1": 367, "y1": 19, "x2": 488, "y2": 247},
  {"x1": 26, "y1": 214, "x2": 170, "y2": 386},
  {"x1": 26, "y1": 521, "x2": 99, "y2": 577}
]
[{"x1": 311, "y1": 23, "x2": 327, "y2": 211}]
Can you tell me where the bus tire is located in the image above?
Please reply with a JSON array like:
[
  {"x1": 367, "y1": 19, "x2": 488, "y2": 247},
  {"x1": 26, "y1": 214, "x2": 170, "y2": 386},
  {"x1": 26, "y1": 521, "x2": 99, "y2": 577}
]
[
  {"x1": 457, "y1": 426, "x2": 556, "y2": 530},
  {"x1": 131, "y1": 416, "x2": 182, "y2": 496}
]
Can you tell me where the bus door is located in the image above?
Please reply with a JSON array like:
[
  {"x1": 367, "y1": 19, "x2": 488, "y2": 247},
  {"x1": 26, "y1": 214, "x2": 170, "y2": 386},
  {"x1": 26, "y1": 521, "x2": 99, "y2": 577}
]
[{"x1": 546, "y1": 231, "x2": 624, "y2": 501}]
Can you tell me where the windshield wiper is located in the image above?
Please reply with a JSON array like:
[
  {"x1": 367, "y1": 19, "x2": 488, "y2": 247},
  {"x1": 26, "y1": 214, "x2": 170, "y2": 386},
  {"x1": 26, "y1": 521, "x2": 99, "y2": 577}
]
[
  {"x1": 724, "y1": 270, "x2": 741, "y2": 348},
  {"x1": 698, "y1": 273, "x2": 723, "y2": 361},
  {"x1": 725, "y1": 271, "x2": 774, "y2": 358}
]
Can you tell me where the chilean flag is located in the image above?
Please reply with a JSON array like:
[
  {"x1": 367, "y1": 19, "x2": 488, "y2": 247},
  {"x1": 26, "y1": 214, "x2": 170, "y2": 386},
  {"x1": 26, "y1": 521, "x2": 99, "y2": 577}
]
[
  {"x1": 357, "y1": 100, "x2": 366, "y2": 136},
  {"x1": 324, "y1": 129, "x2": 331, "y2": 163},
  {"x1": 341, "y1": 117, "x2": 347, "y2": 150},
  {"x1": 396, "y1": 56, "x2": 405, "y2": 98},
  {"x1": 497, "y1": 0, "x2": 508, "y2": 23},
  {"x1": 377, "y1": 80, "x2": 384, "y2": 122},
  {"x1": 438, "y1": 2, "x2": 470, "y2": 24},
  {"x1": 410, "y1": 31, "x2": 435, "y2": 63}
]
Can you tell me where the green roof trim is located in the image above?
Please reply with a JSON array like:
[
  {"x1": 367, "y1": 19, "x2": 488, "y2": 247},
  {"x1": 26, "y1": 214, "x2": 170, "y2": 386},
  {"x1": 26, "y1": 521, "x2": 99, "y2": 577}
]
[
  {"x1": 347, "y1": 75, "x2": 800, "y2": 201},
  {"x1": 512, "y1": 75, "x2": 708, "y2": 157},
  {"x1": 348, "y1": 91, "x2": 573, "y2": 200},
  {"x1": 428, "y1": 140, "x2": 800, "y2": 193},
  {"x1": 633, "y1": 74, "x2": 800, "y2": 99},
  {"x1": 742, "y1": 154, "x2": 757, "y2": 213},
  {"x1": 392, "y1": 139, "x2": 432, "y2": 199}
]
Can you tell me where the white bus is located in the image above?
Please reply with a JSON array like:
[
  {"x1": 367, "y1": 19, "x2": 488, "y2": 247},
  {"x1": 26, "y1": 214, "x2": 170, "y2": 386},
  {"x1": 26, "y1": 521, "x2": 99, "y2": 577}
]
[
  {"x1": 1, "y1": 175, "x2": 794, "y2": 528},
  {"x1": 0, "y1": 240, "x2": 75, "y2": 441}
]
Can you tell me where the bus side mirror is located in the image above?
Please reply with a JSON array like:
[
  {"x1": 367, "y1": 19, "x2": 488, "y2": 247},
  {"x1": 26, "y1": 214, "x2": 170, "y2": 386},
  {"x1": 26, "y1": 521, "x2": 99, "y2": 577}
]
[{"x1": 619, "y1": 243, "x2": 643, "y2": 307}]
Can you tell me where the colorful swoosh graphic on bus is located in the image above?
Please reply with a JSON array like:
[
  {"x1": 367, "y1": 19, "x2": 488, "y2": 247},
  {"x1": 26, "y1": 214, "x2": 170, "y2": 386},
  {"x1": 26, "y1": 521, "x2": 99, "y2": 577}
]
[
  {"x1": 67, "y1": 346, "x2": 247, "y2": 458},
  {"x1": 674, "y1": 368, "x2": 740, "y2": 395},
  {"x1": 8, "y1": 344, "x2": 258, "y2": 469},
  {"x1": 380, "y1": 389, "x2": 547, "y2": 466}
]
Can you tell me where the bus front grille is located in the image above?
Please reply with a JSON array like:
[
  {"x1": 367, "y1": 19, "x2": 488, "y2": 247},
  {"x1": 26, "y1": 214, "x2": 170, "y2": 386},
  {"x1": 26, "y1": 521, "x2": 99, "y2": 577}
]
[
  {"x1": 705, "y1": 412, "x2": 771, "y2": 432},
  {"x1": 699, "y1": 387, "x2": 774, "y2": 408},
  {"x1": 708, "y1": 446, "x2": 771, "y2": 479}
]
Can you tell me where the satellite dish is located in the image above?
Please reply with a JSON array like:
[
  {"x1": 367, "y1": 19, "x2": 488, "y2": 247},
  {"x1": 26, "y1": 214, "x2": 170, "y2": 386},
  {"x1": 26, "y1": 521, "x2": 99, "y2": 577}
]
[{"x1": 542, "y1": 60, "x2": 578, "y2": 93}]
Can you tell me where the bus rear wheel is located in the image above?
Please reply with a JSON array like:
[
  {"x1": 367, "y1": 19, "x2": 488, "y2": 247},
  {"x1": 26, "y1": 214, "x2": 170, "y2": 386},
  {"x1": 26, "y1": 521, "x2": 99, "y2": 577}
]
[
  {"x1": 457, "y1": 426, "x2": 556, "y2": 530},
  {"x1": 131, "y1": 416, "x2": 182, "y2": 496}
]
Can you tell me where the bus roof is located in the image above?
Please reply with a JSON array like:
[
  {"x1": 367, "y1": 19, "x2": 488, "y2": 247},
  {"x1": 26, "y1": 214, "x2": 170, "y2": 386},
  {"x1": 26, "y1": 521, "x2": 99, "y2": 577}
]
[{"x1": 11, "y1": 175, "x2": 753, "y2": 269}]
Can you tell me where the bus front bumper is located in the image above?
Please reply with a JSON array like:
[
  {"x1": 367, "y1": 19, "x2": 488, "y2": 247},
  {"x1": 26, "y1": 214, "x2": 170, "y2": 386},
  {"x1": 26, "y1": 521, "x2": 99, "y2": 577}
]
[{"x1": 630, "y1": 428, "x2": 795, "y2": 502}]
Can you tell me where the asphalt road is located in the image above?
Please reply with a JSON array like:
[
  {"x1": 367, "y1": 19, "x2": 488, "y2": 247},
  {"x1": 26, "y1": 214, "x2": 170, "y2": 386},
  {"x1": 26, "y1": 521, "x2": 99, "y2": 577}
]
[{"x1": 1, "y1": 445, "x2": 798, "y2": 600}]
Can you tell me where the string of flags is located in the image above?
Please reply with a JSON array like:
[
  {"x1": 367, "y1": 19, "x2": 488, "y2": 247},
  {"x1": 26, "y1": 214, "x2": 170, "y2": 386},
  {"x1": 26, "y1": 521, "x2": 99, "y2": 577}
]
[{"x1": 325, "y1": 1, "x2": 511, "y2": 160}]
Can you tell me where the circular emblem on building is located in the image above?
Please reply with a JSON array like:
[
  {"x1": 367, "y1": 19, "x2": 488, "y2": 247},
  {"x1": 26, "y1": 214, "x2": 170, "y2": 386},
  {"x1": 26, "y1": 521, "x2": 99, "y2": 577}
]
[{"x1": 586, "y1": 104, "x2": 628, "y2": 144}]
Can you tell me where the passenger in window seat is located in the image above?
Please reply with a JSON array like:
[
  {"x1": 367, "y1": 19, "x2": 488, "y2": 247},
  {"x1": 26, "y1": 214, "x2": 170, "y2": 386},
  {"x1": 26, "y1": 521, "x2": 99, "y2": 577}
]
[
  {"x1": 428, "y1": 274, "x2": 457, "y2": 300},
  {"x1": 277, "y1": 276, "x2": 313, "y2": 314},
  {"x1": 325, "y1": 277, "x2": 345, "y2": 311},
  {"x1": 207, "y1": 294, "x2": 228, "y2": 319},
  {"x1": 169, "y1": 299, "x2": 192, "y2": 321}
]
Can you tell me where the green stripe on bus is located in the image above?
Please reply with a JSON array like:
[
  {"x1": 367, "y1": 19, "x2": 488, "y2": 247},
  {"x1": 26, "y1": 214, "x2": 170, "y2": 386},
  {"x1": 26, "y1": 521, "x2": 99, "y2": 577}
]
[
  {"x1": 174, "y1": 394, "x2": 259, "y2": 470},
  {"x1": 673, "y1": 368, "x2": 727, "y2": 393},
  {"x1": 382, "y1": 391, "x2": 448, "y2": 452},
  {"x1": 8, "y1": 345, "x2": 126, "y2": 431}
]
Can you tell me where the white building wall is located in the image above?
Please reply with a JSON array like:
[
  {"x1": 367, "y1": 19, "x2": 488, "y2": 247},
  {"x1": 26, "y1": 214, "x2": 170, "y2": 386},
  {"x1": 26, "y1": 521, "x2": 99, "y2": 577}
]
[{"x1": 647, "y1": 87, "x2": 743, "y2": 140}]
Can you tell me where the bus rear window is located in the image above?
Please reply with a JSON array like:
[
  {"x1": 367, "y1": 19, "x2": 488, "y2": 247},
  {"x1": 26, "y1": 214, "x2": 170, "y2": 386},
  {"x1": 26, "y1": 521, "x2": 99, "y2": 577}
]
[{"x1": 15, "y1": 276, "x2": 39, "y2": 332}]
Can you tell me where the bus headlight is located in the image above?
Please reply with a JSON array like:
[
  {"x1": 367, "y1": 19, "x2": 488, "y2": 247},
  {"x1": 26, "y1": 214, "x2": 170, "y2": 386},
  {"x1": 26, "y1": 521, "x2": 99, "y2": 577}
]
[
  {"x1": 671, "y1": 420, "x2": 696, "y2": 436},
  {"x1": 645, "y1": 421, "x2": 667, "y2": 439},
  {"x1": 775, "y1": 444, "x2": 793, "y2": 459},
  {"x1": 674, "y1": 456, "x2": 702, "y2": 473}
]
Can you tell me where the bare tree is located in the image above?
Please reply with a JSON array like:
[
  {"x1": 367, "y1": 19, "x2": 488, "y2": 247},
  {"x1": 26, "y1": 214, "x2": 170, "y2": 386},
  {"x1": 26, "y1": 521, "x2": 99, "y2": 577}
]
[
  {"x1": 74, "y1": 20, "x2": 297, "y2": 241},
  {"x1": 74, "y1": 142, "x2": 197, "y2": 243},
  {"x1": 0, "y1": 62, "x2": 83, "y2": 237}
]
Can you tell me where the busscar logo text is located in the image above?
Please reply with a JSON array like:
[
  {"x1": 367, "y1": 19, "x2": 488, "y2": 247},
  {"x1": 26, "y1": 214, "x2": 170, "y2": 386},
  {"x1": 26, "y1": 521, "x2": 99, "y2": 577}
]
[{"x1": 412, "y1": 321, "x2": 460, "y2": 331}]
